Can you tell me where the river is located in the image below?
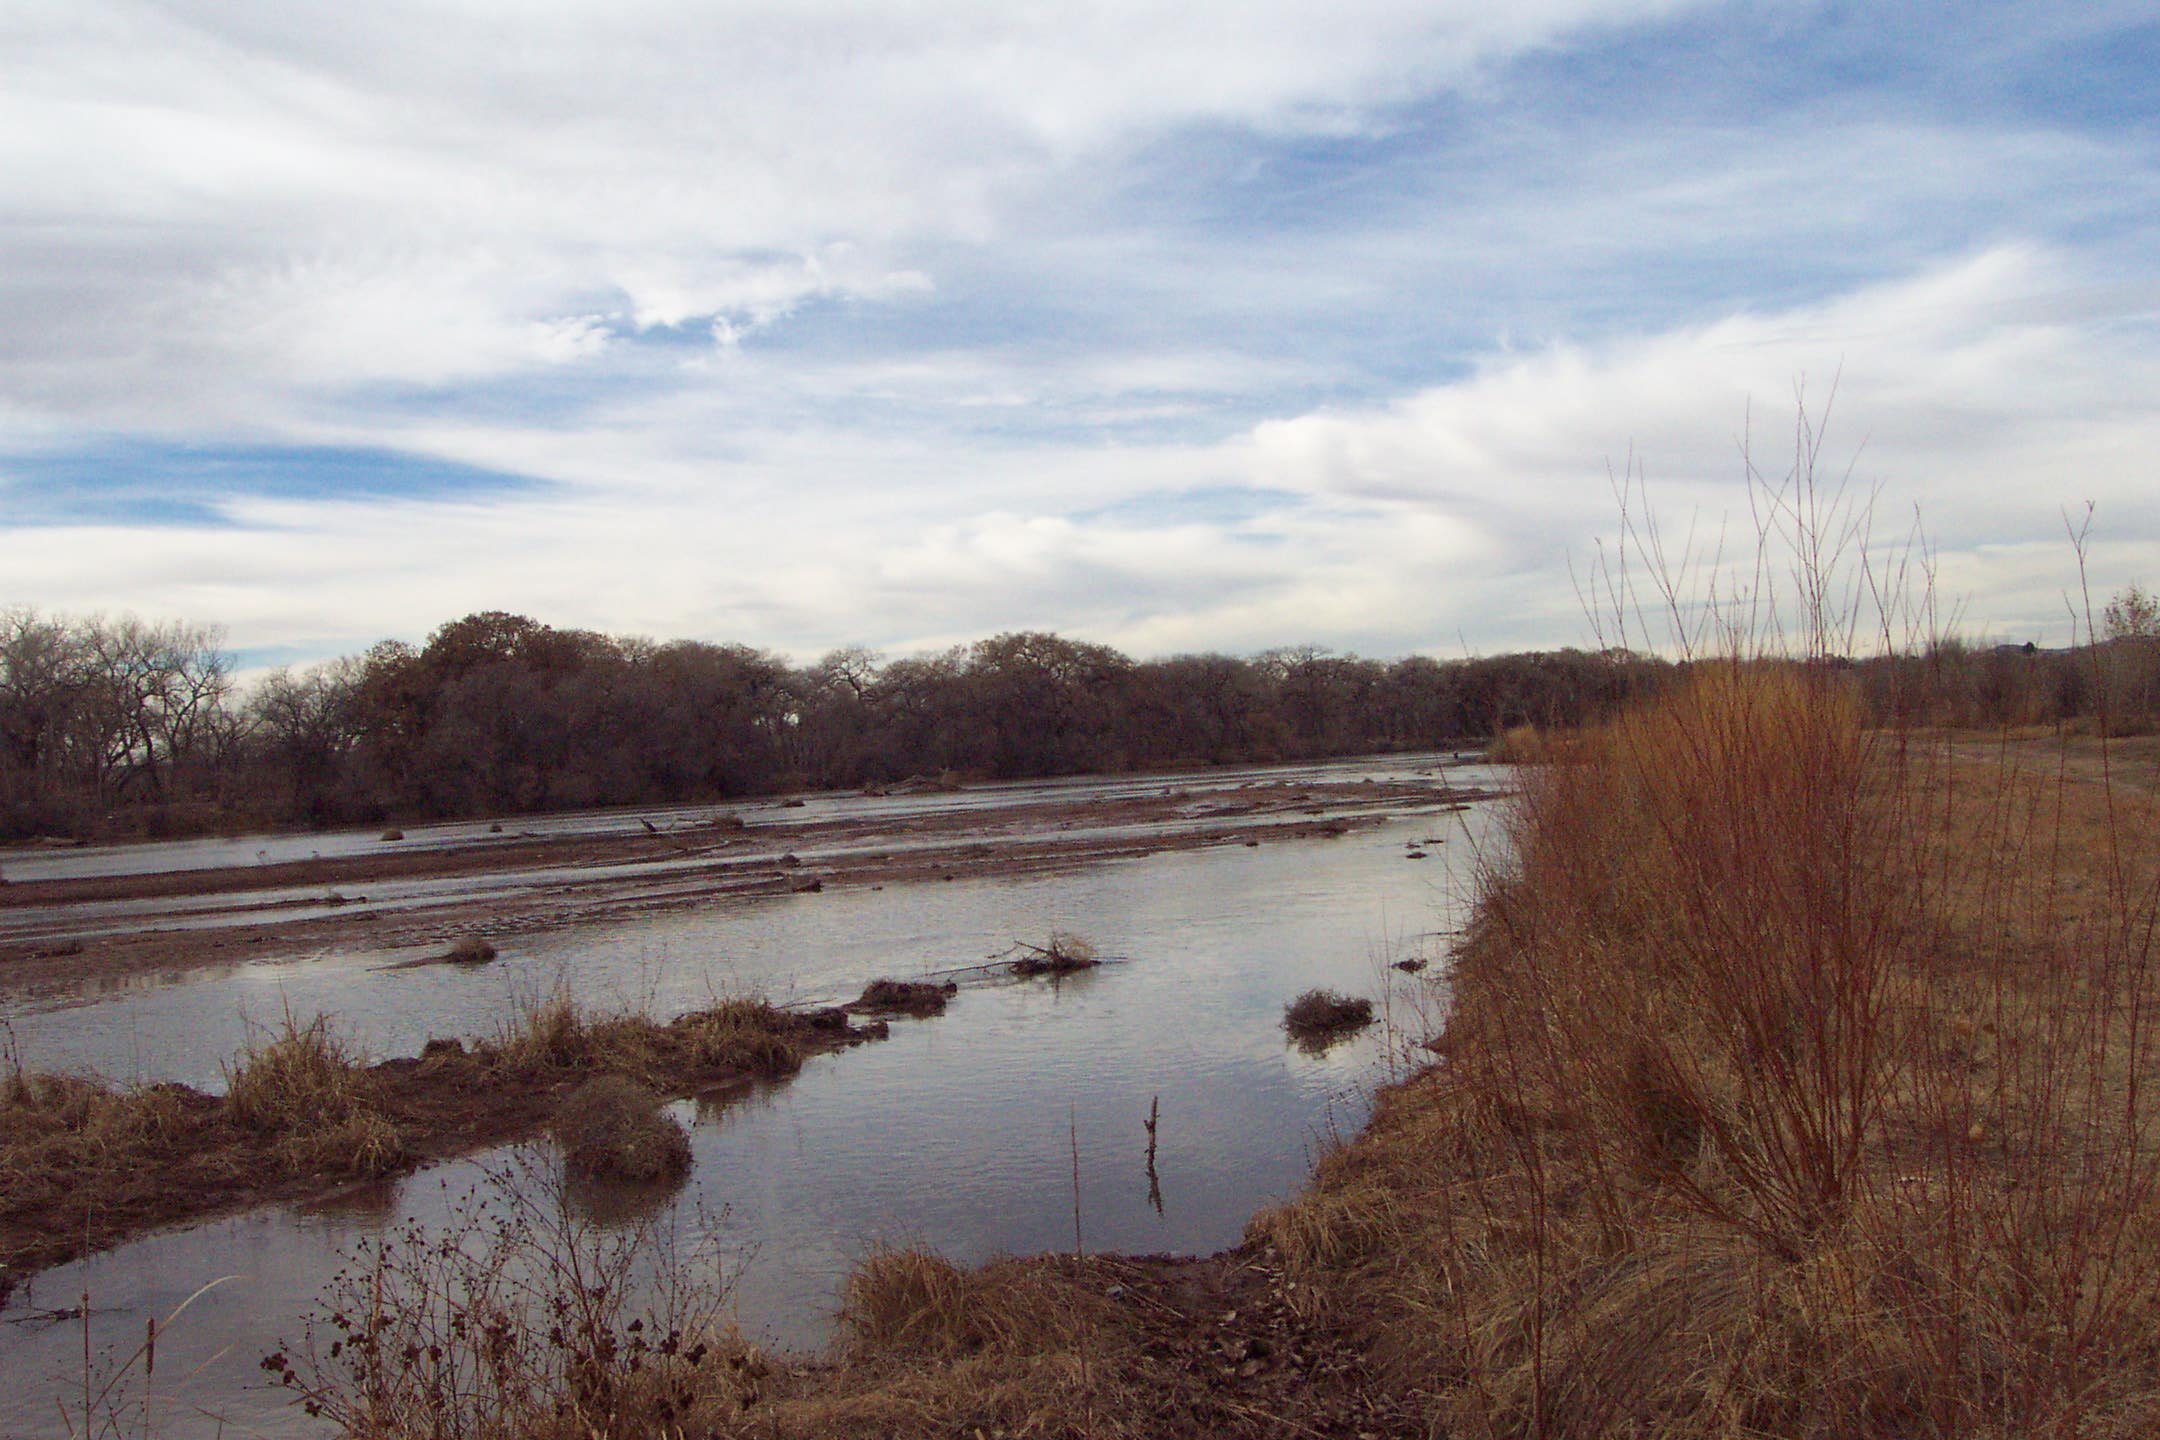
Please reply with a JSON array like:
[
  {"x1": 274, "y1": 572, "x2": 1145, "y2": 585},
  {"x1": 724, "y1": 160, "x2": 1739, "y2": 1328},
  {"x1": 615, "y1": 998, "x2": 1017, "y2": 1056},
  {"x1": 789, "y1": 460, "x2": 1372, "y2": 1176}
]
[{"x1": 0, "y1": 754, "x2": 1501, "y2": 1438}]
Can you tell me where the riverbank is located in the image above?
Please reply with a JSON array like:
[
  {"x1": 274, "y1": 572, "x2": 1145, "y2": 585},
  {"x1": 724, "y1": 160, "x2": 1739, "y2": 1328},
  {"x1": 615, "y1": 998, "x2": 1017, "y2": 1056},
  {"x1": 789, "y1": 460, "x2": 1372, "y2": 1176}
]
[
  {"x1": 1241, "y1": 683, "x2": 2160, "y2": 1436},
  {"x1": 615, "y1": 683, "x2": 2160, "y2": 1439},
  {"x1": 0, "y1": 996, "x2": 887, "y2": 1303}
]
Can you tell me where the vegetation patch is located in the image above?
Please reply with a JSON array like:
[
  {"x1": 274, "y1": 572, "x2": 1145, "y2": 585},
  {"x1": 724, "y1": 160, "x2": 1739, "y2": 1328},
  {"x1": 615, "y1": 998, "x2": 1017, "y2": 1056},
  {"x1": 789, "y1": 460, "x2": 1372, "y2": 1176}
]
[
  {"x1": 553, "y1": 1076, "x2": 692, "y2": 1182},
  {"x1": 268, "y1": 1156, "x2": 766, "y2": 1440},
  {"x1": 1006, "y1": 931, "x2": 1099, "y2": 977},
  {"x1": 1281, "y1": 988, "x2": 1374, "y2": 1039},
  {"x1": 0, "y1": 995, "x2": 890, "y2": 1300},
  {"x1": 444, "y1": 934, "x2": 497, "y2": 964},
  {"x1": 1248, "y1": 661, "x2": 2160, "y2": 1437},
  {"x1": 850, "y1": 979, "x2": 956, "y2": 1016},
  {"x1": 839, "y1": 1248, "x2": 1114, "y2": 1360}
]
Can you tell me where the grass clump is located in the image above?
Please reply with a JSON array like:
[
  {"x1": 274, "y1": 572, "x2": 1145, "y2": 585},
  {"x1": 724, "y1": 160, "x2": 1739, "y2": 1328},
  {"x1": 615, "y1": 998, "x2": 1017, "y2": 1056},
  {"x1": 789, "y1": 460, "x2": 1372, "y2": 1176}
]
[
  {"x1": 223, "y1": 1013, "x2": 405, "y2": 1176},
  {"x1": 224, "y1": 1013, "x2": 370, "y2": 1132},
  {"x1": 850, "y1": 979, "x2": 956, "y2": 1015},
  {"x1": 554, "y1": 1076, "x2": 692, "y2": 1182},
  {"x1": 1282, "y1": 988, "x2": 1374, "y2": 1039},
  {"x1": 840, "y1": 1248, "x2": 1114, "y2": 1360},
  {"x1": 1484, "y1": 723, "x2": 1547, "y2": 764},
  {"x1": 484, "y1": 988, "x2": 822, "y2": 1083},
  {"x1": 445, "y1": 934, "x2": 497, "y2": 964}
]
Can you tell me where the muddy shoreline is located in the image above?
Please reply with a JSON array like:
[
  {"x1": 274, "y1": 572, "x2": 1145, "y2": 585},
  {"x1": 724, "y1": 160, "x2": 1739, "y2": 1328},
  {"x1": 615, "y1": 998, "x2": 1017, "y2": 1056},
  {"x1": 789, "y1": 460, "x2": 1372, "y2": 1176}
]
[{"x1": 0, "y1": 999, "x2": 892, "y2": 1305}]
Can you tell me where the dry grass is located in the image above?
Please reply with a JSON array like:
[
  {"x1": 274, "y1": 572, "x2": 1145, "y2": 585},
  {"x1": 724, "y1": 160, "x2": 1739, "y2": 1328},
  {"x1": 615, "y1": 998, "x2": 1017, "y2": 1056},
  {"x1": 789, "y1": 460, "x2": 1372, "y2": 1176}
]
[
  {"x1": 553, "y1": 1075, "x2": 691, "y2": 1182},
  {"x1": 279, "y1": 1202, "x2": 1162, "y2": 1440},
  {"x1": 1282, "y1": 988, "x2": 1375, "y2": 1038},
  {"x1": 839, "y1": 1248, "x2": 1117, "y2": 1359},
  {"x1": 5, "y1": 992, "x2": 857, "y2": 1298},
  {"x1": 754, "y1": 1249, "x2": 1156, "y2": 1440},
  {"x1": 851, "y1": 979, "x2": 956, "y2": 1015},
  {"x1": 1, "y1": 1019, "x2": 405, "y2": 1303},
  {"x1": 1249, "y1": 664, "x2": 2160, "y2": 1438},
  {"x1": 481, "y1": 988, "x2": 815, "y2": 1081},
  {"x1": 1486, "y1": 723, "x2": 1549, "y2": 764},
  {"x1": 225, "y1": 1013, "x2": 367, "y2": 1131},
  {"x1": 445, "y1": 934, "x2": 498, "y2": 964},
  {"x1": 225, "y1": 1013, "x2": 409, "y2": 1177}
]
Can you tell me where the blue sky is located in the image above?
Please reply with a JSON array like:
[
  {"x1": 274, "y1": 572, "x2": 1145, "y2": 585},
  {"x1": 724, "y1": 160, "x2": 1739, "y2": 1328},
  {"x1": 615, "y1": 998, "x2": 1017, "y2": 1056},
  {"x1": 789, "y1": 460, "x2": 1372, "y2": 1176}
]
[{"x1": 1, "y1": 1, "x2": 2156, "y2": 669}]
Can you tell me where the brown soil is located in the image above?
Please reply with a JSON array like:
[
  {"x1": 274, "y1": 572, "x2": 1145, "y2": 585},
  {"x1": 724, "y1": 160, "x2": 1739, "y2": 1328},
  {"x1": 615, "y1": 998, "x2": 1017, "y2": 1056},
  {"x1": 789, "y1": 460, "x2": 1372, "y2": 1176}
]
[
  {"x1": 1076, "y1": 1248, "x2": 1429, "y2": 1438},
  {"x1": 0, "y1": 1001, "x2": 883, "y2": 1306},
  {"x1": 762, "y1": 1247, "x2": 1425, "y2": 1439},
  {"x1": 0, "y1": 774, "x2": 1487, "y2": 999},
  {"x1": 848, "y1": 978, "x2": 957, "y2": 1015}
]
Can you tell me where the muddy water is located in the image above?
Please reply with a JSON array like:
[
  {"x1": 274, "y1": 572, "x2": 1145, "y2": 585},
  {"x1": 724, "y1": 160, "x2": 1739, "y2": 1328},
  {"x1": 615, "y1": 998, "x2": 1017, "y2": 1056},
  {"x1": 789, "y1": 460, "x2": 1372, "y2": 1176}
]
[{"x1": 0, "y1": 762, "x2": 1499, "y2": 1439}]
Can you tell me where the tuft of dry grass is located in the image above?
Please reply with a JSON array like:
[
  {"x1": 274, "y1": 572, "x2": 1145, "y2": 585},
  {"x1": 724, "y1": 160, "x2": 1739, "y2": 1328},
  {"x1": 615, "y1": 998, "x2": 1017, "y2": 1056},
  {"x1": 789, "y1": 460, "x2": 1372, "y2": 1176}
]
[
  {"x1": 839, "y1": 1249, "x2": 1115, "y2": 1360},
  {"x1": 1485, "y1": 723, "x2": 1548, "y2": 764},
  {"x1": 218, "y1": 1013, "x2": 410, "y2": 1178},
  {"x1": 1282, "y1": 988, "x2": 1375, "y2": 1039},
  {"x1": 488, "y1": 987, "x2": 593, "y2": 1071},
  {"x1": 482, "y1": 988, "x2": 814, "y2": 1082},
  {"x1": 554, "y1": 1075, "x2": 692, "y2": 1182},
  {"x1": 755, "y1": 1249, "x2": 1162, "y2": 1440},
  {"x1": 445, "y1": 934, "x2": 497, "y2": 964},
  {"x1": 224, "y1": 1012, "x2": 373, "y2": 1135},
  {"x1": 850, "y1": 979, "x2": 955, "y2": 1015}
]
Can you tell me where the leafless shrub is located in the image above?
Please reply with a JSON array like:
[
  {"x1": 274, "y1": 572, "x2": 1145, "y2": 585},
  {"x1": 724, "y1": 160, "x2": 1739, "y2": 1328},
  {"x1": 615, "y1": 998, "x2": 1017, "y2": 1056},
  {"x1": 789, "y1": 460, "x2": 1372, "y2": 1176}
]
[{"x1": 267, "y1": 1155, "x2": 760, "y2": 1440}]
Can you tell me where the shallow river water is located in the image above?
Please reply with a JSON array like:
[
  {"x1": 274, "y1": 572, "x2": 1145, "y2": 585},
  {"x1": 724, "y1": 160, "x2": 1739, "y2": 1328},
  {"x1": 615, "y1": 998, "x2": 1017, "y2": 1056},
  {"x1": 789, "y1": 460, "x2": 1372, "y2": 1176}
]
[{"x1": 0, "y1": 757, "x2": 1501, "y2": 1438}]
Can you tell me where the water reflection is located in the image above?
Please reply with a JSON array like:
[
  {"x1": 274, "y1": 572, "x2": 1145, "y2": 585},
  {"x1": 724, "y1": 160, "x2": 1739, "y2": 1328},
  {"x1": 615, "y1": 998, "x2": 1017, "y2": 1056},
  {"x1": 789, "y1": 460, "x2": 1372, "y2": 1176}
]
[{"x1": 564, "y1": 1163, "x2": 693, "y2": 1228}]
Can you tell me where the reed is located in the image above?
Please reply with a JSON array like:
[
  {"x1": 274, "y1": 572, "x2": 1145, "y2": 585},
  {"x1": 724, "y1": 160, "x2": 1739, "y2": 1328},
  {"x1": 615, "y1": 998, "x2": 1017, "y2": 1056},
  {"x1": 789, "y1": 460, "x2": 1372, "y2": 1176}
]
[{"x1": 1246, "y1": 423, "x2": 2160, "y2": 1434}]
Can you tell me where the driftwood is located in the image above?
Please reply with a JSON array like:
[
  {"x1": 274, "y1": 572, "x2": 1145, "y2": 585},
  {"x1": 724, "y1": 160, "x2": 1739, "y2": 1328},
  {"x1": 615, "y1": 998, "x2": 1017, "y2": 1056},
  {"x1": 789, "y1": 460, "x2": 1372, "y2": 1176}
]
[{"x1": 1000, "y1": 934, "x2": 1101, "y2": 976}]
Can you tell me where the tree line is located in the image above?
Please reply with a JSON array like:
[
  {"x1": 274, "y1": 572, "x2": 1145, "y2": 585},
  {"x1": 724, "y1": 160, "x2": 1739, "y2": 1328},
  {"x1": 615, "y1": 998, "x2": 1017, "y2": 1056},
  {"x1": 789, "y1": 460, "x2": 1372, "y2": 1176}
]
[
  {"x1": 6, "y1": 592, "x2": 2151, "y2": 842},
  {"x1": 1858, "y1": 584, "x2": 2160, "y2": 731},
  {"x1": 0, "y1": 608, "x2": 1667, "y2": 839}
]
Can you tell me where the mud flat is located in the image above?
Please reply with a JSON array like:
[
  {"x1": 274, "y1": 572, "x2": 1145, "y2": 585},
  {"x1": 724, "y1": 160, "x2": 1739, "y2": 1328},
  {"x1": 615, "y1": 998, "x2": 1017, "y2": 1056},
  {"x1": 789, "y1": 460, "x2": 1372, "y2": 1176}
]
[{"x1": 0, "y1": 762, "x2": 1495, "y2": 999}]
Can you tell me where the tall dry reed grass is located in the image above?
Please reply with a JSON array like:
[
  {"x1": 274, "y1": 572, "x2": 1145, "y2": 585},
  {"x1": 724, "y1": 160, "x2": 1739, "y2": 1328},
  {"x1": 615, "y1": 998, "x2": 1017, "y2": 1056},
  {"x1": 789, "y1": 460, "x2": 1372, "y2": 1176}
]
[{"x1": 1251, "y1": 416, "x2": 2160, "y2": 1436}]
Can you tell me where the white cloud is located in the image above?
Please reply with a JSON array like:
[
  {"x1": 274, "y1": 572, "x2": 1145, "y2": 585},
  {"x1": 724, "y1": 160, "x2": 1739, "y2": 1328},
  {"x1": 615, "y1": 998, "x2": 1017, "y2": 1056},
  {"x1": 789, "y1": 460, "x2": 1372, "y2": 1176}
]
[
  {"x1": 0, "y1": 0, "x2": 1700, "y2": 427},
  {"x1": 2, "y1": 5, "x2": 2157, "y2": 666},
  {"x1": 6, "y1": 245, "x2": 2146, "y2": 663},
  {"x1": 1232, "y1": 247, "x2": 2160, "y2": 647}
]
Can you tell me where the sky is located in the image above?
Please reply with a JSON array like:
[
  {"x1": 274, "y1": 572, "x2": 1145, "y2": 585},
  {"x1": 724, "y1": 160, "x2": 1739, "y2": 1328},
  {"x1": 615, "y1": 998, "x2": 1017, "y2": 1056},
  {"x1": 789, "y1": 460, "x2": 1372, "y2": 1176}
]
[{"x1": 2, "y1": 0, "x2": 2157, "y2": 672}]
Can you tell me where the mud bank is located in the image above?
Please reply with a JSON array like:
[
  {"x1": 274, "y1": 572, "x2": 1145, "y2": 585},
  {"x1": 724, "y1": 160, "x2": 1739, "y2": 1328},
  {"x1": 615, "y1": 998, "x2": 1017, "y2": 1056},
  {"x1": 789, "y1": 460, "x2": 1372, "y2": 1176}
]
[
  {"x1": 0, "y1": 770, "x2": 1489, "y2": 998},
  {"x1": 0, "y1": 998, "x2": 890, "y2": 1303}
]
